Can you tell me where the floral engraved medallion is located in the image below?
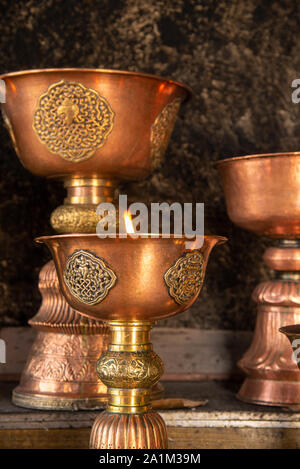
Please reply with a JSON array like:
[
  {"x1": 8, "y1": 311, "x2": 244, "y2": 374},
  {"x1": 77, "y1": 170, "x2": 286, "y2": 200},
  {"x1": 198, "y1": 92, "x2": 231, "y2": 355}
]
[
  {"x1": 150, "y1": 97, "x2": 181, "y2": 169},
  {"x1": 64, "y1": 250, "x2": 117, "y2": 305},
  {"x1": 33, "y1": 80, "x2": 115, "y2": 162},
  {"x1": 164, "y1": 251, "x2": 204, "y2": 305}
]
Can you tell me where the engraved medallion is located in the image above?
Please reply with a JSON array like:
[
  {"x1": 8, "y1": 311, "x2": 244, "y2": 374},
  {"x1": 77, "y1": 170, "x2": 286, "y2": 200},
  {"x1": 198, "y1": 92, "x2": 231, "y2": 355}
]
[
  {"x1": 150, "y1": 97, "x2": 181, "y2": 169},
  {"x1": 64, "y1": 250, "x2": 117, "y2": 305},
  {"x1": 164, "y1": 250, "x2": 204, "y2": 305},
  {"x1": 33, "y1": 80, "x2": 115, "y2": 162}
]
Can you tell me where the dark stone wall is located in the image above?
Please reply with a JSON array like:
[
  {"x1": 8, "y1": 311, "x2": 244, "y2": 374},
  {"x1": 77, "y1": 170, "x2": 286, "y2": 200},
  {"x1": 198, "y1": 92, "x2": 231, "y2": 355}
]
[{"x1": 0, "y1": 0, "x2": 299, "y2": 329}]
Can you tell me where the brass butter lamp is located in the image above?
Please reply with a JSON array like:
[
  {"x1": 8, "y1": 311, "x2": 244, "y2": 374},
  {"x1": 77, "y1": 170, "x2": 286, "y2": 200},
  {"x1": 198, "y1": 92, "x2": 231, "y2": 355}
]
[
  {"x1": 0, "y1": 68, "x2": 190, "y2": 409},
  {"x1": 36, "y1": 233, "x2": 226, "y2": 449},
  {"x1": 218, "y1": 153, "x2": 300, "y2": 406}
]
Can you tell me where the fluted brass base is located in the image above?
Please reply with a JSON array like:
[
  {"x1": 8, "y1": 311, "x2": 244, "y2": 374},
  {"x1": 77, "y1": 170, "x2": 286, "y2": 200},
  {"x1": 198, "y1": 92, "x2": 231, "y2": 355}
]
[{"x1": 90, "y1": 411, "x2": 168, "y2": 449}]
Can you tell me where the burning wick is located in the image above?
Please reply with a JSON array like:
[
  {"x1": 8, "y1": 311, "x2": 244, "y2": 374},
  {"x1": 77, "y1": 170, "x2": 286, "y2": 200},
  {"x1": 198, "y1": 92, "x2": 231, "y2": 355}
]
[{"x1": 124, "y1": 211, "x2": 135, "y2": 234}]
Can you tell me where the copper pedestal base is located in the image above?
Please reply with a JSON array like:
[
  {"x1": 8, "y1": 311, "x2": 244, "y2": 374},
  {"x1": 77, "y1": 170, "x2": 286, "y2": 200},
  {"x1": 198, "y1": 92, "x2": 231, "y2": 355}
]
[
  {"x1": 12, "y1": 330, "x2": 109, "y2": 410},
  {"x1": 12, "y1": 329, "x2": 164, "y2": 411},
  {"x1": 237, "y1": 378, "x2": 300, "y2": 407}
]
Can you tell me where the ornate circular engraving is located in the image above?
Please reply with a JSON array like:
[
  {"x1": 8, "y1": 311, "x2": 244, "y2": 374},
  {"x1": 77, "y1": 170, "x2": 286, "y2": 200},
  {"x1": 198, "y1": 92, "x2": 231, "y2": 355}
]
[
  {"x1": 64, "y1": 250, "x2": 117, "y2": 305},
  {"x1": 33, "y1": 80, "x2": 115, "y2": 162},
  {"x1": 150, "y1": 97, "x2": 181, "y2": 169},
  {"x1": 164, "y1": 251, "x2": 204, "y2": 305}
]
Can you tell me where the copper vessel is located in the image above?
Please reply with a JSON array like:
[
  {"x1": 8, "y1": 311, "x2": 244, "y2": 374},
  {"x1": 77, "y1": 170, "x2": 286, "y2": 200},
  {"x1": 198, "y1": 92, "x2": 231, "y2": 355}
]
[
  {"x1": 1, "y1": 68, "x2": 190, "y2": 409},
  {"x1": 37, "y1": 233, "x2": 226, "y2": 449},
  {"x1": 218, "y1": 153, "x2": 300, "y2": 406}
]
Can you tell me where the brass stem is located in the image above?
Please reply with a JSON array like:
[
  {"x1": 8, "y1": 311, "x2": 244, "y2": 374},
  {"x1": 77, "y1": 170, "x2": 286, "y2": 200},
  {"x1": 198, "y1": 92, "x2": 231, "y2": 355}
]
[
  {"x1": 64, "y1": 177, "x2": 119, "y2": 205},
  {"x1": 50, "y1": 177, "x2": 119, "y2": 233}
]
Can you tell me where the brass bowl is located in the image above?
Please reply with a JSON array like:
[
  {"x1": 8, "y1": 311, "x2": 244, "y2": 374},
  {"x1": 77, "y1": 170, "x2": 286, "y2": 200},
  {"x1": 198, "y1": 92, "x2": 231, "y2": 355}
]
[
  {"x1": 1, "y1": 68, "x2": 190, "y2": 180},
  {"x1": 36, "y1": 234, "x2": 225, "y2": 322},
  {"x1": 217, "y1": 153, "x2": 300, "y2": 238}
]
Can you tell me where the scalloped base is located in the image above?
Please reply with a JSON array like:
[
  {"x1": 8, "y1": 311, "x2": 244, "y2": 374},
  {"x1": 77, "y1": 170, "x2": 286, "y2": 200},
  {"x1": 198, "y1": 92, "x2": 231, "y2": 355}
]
[{"x1": 90, "y1": 411, "x2": 168, "y2": 449}]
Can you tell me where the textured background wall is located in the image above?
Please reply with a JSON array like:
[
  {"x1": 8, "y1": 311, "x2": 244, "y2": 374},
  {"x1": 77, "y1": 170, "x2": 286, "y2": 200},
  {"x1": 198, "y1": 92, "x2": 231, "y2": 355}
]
[{"x1": 0, "y1": 0, "x2": 299, "y2": 329}]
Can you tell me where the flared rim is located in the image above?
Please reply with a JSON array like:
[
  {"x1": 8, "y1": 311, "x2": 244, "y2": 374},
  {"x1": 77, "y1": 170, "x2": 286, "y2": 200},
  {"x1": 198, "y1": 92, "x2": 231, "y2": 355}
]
[
  {"x1": 0, "y1": 67, "x2": 192, "y2": 99},
  {"x1": 216, "y1": 151, "x2": 300, "y2": 167},
  {"x1": 36, "y1": 233, "x2": 227, "y2": 245}
]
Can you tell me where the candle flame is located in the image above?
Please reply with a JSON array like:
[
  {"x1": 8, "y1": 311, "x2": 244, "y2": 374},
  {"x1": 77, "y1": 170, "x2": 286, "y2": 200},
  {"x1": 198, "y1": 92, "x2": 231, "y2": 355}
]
[
  {"x1": 7, "y1": 79, "x2": 17, "y2": 95},
  {"x1": 124, "y1": 211, "x2": 135, "y2": 234}
]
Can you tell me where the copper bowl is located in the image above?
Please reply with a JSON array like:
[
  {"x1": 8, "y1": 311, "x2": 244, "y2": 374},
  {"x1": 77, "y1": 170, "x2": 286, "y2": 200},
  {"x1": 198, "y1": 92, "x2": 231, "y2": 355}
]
[
  {"x1": 1, "y1": 68, "x2": 190, "y2": 180},
  {"x1": 217, "y1": 153, "x2": 300, "y2": 238},
  {"x1": 36, "y1": 234, "x2": 225, "y2": 322}
]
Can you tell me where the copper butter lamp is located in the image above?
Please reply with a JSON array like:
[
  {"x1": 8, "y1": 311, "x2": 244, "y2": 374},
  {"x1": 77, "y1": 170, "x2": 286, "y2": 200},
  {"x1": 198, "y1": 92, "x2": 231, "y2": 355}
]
[
  {"x1": 0, "y1": 68, "x2": 190, "y2": 409},
  {"x1": 218, "y1": 152, "x2": 300, "y2": 406},
  {"x1": 36, "y1": 233, "x2": 226, "y2": 449}
]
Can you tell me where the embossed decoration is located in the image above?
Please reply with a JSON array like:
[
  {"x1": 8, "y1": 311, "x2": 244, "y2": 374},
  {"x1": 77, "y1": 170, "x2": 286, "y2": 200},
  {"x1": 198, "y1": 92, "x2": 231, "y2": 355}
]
[
  {"x1": 164, "y1": 251, "x2": 205, "y2": 305},
  {"x1": 97, "y1": 350, "x2": 164, "y2": 388},
  {"x1": 64, "y1": 250, "x2": 117, "y2": 305},
  {"x1": 150, "y1": 97, "x2": 181, "y2": 169},
  {"x1": 33, "y1": 80, "x2": 115, "y2": 162}
]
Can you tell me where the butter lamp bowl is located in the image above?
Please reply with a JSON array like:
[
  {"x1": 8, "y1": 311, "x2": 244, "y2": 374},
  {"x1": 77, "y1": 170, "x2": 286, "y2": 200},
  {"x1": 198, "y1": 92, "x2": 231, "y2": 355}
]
[
  {"x1": 1, "y1": 68, "x2": 190, "y2": 180},
  {"x1": 217, "y1": 152, "x2": 300, "y2": 238},
  {"x1": 36, "y1": 234, "x2": 225, "y2": 322}
]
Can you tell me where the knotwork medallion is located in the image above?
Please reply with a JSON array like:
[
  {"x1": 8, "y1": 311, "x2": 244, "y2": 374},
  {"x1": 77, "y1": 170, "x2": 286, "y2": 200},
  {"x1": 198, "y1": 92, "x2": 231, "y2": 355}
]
[
  {"x1": 164, "y1": 251, "x2": 204, "y2": 305},
  {"x1": 33, "y1": 80, "x2": 115, "y2": 162},
  {"x1": 150, "y1": 97, "x2": 181, "y2": 169},
  {"x1": 64, "y1": 250, "x2": 117, "y2": 305}
]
